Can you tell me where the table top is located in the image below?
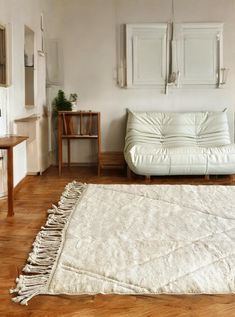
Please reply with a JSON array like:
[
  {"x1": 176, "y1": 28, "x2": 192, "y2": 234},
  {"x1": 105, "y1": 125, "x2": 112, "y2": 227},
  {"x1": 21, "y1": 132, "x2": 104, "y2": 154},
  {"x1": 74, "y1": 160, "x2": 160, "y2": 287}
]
[{"x1": 0, "y1": 135, "x2": 28, "y2": 149}]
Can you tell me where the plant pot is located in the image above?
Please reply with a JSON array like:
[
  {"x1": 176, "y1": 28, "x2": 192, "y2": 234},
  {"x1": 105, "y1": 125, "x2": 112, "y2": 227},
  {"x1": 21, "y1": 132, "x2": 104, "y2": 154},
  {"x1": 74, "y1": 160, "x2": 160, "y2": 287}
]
[{"x1": 71, "y1": 101, "x2": 77, "y2": 111}]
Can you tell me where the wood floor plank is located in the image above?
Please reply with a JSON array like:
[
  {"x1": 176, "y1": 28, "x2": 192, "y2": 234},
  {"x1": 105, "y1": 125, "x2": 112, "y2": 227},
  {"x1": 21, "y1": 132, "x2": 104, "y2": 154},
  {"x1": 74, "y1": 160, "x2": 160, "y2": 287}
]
[{"x1": 0, "y1": 166, "x2": 235, "y2": 317}]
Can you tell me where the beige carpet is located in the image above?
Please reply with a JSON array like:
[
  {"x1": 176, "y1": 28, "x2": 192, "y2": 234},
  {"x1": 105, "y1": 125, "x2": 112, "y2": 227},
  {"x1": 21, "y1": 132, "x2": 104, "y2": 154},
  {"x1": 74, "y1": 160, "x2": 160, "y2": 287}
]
[{"x1": 11, "y1": 182, "x2": 235, "y2": 305}]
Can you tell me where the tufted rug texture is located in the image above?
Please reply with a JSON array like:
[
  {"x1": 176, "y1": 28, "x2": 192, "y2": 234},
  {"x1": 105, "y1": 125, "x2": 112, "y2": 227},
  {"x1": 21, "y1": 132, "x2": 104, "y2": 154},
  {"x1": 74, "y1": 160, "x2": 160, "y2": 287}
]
[{"x1": 11, "y1": 182, "x2": 235, "y2": 305}]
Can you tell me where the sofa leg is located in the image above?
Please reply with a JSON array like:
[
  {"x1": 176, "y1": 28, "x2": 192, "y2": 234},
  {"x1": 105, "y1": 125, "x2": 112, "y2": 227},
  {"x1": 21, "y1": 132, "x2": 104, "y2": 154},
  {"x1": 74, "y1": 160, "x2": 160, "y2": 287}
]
[
  {"x1": 145, "y1": 175, "x2": 151, "y2": 183},
  {"x1": 205, "y1": 175, "x2": 210, "y2": 180}
]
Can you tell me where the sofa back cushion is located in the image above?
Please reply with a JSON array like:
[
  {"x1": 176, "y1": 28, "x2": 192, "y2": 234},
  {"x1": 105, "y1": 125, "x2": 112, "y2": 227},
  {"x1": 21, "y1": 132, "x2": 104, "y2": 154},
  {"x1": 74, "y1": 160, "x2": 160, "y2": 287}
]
[{"x1": 125, "y1": 110, "x2": 231, "y2": 148}]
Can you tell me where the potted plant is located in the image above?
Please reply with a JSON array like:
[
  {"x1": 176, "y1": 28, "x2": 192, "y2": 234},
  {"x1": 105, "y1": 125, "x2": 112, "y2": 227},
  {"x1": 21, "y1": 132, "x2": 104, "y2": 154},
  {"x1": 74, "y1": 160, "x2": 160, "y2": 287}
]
[
  {"x1": 53, "y1": 90, "x2": 73, "y2": 134},
  {"x1": 54, "y1": 90, "x2": 72, "y2": 112}
]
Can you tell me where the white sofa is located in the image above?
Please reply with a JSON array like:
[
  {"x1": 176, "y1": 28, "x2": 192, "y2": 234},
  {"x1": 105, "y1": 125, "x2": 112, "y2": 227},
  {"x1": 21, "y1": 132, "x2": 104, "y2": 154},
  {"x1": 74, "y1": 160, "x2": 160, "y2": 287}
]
[{"x1": 124, "y1": 110, "x2": 235, "y2": 176}]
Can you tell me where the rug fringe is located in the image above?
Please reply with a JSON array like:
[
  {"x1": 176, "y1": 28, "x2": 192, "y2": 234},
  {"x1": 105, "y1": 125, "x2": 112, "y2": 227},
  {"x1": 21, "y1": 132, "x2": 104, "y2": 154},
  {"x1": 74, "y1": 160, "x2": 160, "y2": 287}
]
[{"x1": 10, "y1": 181, "x2": 86, "y2": 305}]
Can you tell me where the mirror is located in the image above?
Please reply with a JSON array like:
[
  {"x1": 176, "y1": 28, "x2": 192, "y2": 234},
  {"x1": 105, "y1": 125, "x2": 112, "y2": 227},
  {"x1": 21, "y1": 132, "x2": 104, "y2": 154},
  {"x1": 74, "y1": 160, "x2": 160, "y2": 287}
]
[
  {"x1": 24, "y1": 25, "x2": 35, "y2": 107},
  {"x1": 0, "y1": 25, "x2": 6, "y2": 86}
]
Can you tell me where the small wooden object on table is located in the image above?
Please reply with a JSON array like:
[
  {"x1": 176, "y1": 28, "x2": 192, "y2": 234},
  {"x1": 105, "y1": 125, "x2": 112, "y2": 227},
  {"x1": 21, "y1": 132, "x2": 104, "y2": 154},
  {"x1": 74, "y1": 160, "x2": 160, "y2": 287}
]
[
  {"x1": 0, "y1": 135, "x2": 28, "y2": 217},
  {"x1": 58, "y1": 111, "x2": 101, "y2": 175},
  {"x1": 99, "y1": 151, "x2": 126, "y2": 175}
]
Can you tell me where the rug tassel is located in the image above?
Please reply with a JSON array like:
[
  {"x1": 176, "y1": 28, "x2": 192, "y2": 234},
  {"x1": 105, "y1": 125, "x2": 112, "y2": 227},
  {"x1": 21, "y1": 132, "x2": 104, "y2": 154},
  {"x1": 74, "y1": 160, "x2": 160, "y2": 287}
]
[{"x1": 10, "y1": 182, "x2": 86, "y2": 305}]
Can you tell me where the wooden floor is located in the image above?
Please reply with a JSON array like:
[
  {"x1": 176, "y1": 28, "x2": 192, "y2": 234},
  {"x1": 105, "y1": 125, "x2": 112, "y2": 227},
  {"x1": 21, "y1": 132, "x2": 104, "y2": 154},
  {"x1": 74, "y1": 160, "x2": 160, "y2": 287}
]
[{"x1": 1, "y1": 166, "x2": 235, "y2": 317}]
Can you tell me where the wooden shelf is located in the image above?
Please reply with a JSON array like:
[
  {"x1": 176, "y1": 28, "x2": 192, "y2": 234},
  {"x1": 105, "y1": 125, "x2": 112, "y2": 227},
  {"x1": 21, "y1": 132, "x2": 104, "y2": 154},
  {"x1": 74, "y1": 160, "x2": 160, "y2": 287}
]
[
  {"x1": 62, "y1": 134, "x2": 98, "y2": 139},
  {"x1": 14, "y1": 114, "x2": 40, "y2": 123},
  {"x1": 58, "y1": 111, "x2": 101, "y2": 175},
  {"x1": 58, "y1": 111, "x2": 99, "y2": 115}
]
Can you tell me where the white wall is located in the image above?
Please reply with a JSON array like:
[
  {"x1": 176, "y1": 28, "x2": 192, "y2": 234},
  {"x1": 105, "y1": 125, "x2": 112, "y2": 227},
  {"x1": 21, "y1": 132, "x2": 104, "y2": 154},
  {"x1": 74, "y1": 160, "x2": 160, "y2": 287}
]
[
  {"x1": 0, "y1": 0, "x2": 45, "y2": 120},
  {"x1": 0, "y1": 0, "x2": 55, "y2": 186},
  {"x1": 53, "y1": 0, "x2": 235, "y2": 163},
  {"x1": 13, "y1": 141, "x2": 27, "y2": 186}
]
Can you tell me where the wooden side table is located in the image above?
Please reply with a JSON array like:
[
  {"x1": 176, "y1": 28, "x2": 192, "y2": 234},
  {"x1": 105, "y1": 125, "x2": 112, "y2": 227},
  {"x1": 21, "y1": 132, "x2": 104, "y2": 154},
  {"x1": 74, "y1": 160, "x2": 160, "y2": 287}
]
[
  {"x1": 99, "y1": 151, "x2": 126, "y2": 175},
  {"x1": 58, "y1": 111, "x2": 101, "y2": 175},
  {"x1": 0, "y1": 135, "x2": 28, "y2": 217}
]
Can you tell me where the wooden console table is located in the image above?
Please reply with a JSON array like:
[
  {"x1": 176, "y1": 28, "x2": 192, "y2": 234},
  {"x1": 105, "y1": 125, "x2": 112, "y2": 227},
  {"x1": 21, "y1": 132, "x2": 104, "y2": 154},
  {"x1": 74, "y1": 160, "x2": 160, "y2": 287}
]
[
  {"x1": 58, "y1": 111, "x2": 101, "y2": 175},
  {"x1": 0, "y1": 135, "x2": 28, "y2": 217}
]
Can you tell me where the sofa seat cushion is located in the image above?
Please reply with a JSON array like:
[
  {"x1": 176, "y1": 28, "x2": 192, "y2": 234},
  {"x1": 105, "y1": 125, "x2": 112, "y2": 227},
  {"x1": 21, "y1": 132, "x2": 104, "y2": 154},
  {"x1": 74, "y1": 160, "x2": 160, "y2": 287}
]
[{"x1": 125, "y1": 144, "x2": 235, "y2": 176}]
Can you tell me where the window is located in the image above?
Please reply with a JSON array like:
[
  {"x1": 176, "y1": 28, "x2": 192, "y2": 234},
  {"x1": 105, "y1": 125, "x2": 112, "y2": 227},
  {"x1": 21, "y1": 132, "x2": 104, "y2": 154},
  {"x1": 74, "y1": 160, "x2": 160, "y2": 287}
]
[{"x1": 24, "y1": 25, "x2": 35, "y2": 107}]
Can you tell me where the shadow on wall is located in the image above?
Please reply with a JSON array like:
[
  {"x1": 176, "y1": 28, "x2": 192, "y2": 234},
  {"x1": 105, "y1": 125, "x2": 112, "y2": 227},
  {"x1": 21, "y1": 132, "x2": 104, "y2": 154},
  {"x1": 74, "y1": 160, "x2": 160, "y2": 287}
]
[{"x1": 106, "y1": 113, "x2": 127, "y2": 151}]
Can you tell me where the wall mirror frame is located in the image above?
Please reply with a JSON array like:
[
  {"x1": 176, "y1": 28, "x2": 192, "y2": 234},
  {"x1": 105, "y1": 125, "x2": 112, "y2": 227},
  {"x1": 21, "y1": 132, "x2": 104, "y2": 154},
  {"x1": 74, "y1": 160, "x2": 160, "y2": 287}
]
[
  {"x1": 24, "y1": 25, "x2": 35, "y2": 108},
  {"x1": 0, "y1": 23, "x2": 11, "y2": 87}
]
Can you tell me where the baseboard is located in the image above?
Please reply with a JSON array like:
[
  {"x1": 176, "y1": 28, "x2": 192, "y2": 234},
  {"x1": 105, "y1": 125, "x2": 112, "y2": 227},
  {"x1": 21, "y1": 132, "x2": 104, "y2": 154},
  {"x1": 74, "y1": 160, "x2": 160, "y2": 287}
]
[
  {"x1": 0, "y1": 175, "x2": 28, "y2": 199},
  {"x1": 52, "y1": 162, "x2": 97, "y2": 167},
  {"x1": 14, "y1": 175, "x2": 27, "y2": 193},
  {"x1": 27, "y1": 163, "x2": 52, "y2": 175}
]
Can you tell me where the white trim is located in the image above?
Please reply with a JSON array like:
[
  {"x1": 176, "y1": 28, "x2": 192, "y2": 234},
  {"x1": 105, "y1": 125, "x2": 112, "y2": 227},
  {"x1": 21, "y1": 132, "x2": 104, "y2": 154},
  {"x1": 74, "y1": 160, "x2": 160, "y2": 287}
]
[
  {"x1": 175, "y1": 22, "x2": 224, "y2": 87},
  {"x1": 0, "y1": 23, "x2": 12, "y2": 87},
  {"x1": 126, "y1": 23, "x2": 168, "y2": 88},
  {"x1": 180, "y1": 22, "x2": 224, "y2": 30}
]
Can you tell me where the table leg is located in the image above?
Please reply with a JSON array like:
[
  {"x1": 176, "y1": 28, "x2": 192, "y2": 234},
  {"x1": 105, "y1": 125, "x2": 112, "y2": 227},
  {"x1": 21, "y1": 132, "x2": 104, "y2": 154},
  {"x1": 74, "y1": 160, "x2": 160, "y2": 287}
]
[{"x1": 7, "y1": 147, "x2": 14, "y2": 217}]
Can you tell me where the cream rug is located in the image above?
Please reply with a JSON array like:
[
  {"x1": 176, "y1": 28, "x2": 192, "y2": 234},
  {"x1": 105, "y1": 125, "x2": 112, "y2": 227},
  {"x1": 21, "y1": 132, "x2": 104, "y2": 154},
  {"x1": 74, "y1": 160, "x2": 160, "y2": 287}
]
[{"x1": 11, "y1": 182, "x2": 235, "y2": 305}]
